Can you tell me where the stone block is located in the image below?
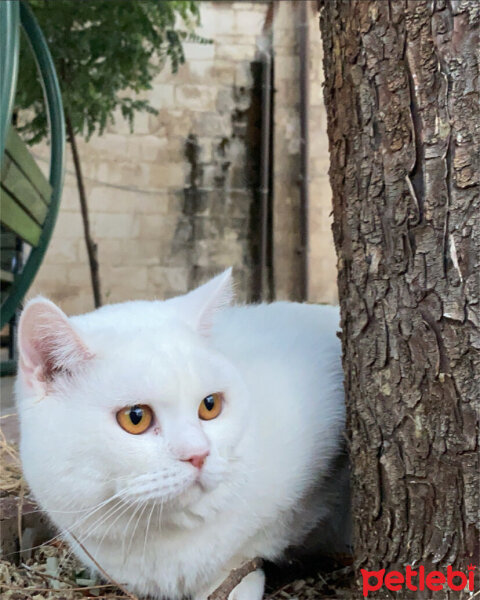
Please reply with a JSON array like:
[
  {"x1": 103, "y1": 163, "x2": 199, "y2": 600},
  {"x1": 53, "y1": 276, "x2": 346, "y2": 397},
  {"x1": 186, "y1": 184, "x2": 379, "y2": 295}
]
[
  {"x1": 275, "y1": 55, "x2": 299, "y2": 80},
  {"x1": 90, "y1": 159, "x2": 144, "y2": 188},
  {"x1": 175, "y1": 84, "x2": 217, "y2": 111},
  {"x1": 103, "y1": 266, "x2": 148, "y2": 294},
  {"x1": 147, "y1": 114, "x2": 168, "y2": 137},
  {"x1": 93, "y1": 212, "x2": 139, "y2": 239},
  {"x1": 167, "y1": 190, "x2": 186, "y2": 214},
  {"x1": 106, "y1": 286, "x2": 152, "y2": 303},
  {"x1": 197, "y1": 3, "x2": 236, "y2": 37},
  {"x1": 310, "y1": 156, "x2": 331, "y2": 177},
  {"x1": 235, "y1": 61, "x2": 253, "y2": 88},
  {"x1": 229, "y1": 217, "x2": 250, "y2": 240},
  {"x1": 164, "y1": 242, "x2": 194, "y2": 268},
  {"x1": 31, "y1": 263, "x2": 69, "y2": 290},
  {"x1": 275, "y1": 78, "x2": 300, "y2": 105},
  {"x1": 107, "y1": 107, "x2": 150, "y2": 135},
  {"x1": 183, "y1": 41, "x2": 216, "y2": 61},
  {"x1": 149, "y1": 84, "x2": 176, "y2": 110},
  {"x1": 97, "y1": 239, "x2": 124, "y2": 266},
  {"x1": 56, "y1": 290, "x2": 95, "y2": 315},
  {"x1": 233, "y1": 9, "x2": 266, "y2": 34},
  {"x1": 173, "y1": 218, "x2": 194, "y2": 245},
  {"x1": 309, "y1": 207, "x2": 333, "y2": 236},
  {"x1": 77, "y1": 133, "x2": 129, "y2": 159},
  {"x1": 272, "y1": 0, "x2": 295, "y2": 31},
  {"x1": 44, "y1": 237, "x2": 78, "y2": 264},
  {"x1": 184, "y1": 60, "x2": 213, "y2": 82},
  {"x1": 310, "y1": 178, "x2": 333, "y2": 208},
  {"x1": 148, "y1": 266, "x2": 190, "y2": 293},
  {"x1": 183, "y1": 189, "x2": 211, "y2": 217},
  {"x1": 137, "y1": 214, "x2": 178, "y2": 240},
  {"x1": 310, "y1": 79, "x2": 325, "y2": 106},
  {"x1": 125, "y1": 135, "x2": 172, "y2": 164},
  {"x1": 309, "y1": 104, "x2": 328, "y2": 131},
  {"x1": 231, "y1": 1, "x2": 266, "y2": 11},
  {"x1": 274, "y1": 43, "x2": 300, "y2": 58},
  {"x1": 57, "y1": 186, "x2": 80, "y2": 211},
  {"x1": 200, "y1": 1, "x2": 235, "y2": 38},
  {"x1": 211, "y1": 61, "x2": 236, "y2": 86},
  {"x1": 136, "y1": 193, "x2": 171, "y2": 215},
  {"x1": 273, "y1": 25, "x2": 296, "y2": 50},
  {"x1": 216, "y1": 88, "x2": 235, "y2": 114},
  {"x1": 77, "y1": 239, "x2": 88, "y2": 263},
  {"x1": 66, "y1": 265, "x2": 93, "y2": 288},
  {"x1": 193, "y1": 216, "x2": 226, "y2": 240},
  {"x1": 215, "y1": 34, "x2": 258, "y2": 48},
  {"x1": 192, "y1": 112, "x2": 231, "y2": 137},
  {"x1": 121, "y1": 239, "x2": 165, "y2": 266},
  {"x1": 215, "y1": 43, "x2": 256, "y2": 62},
  {"x1": 149, "y1": 109, "x2": 195, "y2": 137},
  {"x1": 90, "y1": 187, "x2": 170, "y2": 215},
  {"x1": 228, "y1": 191, "x2": 253, "y2": 217},
  {"x1": 146, "y1": 162, "x2": 186, "y2": 189},
  {"x1": 54, "y1": 211, "x2": 84, "y2": 238}
]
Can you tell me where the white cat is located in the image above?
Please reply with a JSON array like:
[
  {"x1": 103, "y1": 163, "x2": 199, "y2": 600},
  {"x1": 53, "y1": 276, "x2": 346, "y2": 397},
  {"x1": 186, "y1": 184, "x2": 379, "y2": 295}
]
[{"x1": 16, "y1": 269, "x2": 350, "y2": 600}]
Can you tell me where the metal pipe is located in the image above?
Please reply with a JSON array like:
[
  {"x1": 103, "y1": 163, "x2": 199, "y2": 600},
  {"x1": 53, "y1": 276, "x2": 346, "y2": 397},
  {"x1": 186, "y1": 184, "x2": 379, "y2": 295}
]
[
  {"x1": 298, "y1": 0, "x2": 310, "y2": 301},
  {"x1": 258, "y1": 39, "x2": 273, "y2": 302},
  {"x1": 0, "y1": 0, "x2": 20, "y2": 160}
]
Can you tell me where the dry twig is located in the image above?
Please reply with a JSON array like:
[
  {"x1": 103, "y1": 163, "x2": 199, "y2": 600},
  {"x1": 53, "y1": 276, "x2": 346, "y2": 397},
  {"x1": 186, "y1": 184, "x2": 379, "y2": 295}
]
[
  {"x1": 21, "y1": 561, "x2": 82, "y2": 587},
  {"x1": 1, "y1": 583, "x2": 128, "y2": 593},
  {"x1": 0, "y1": 427, "x2": 25, "y2": 495},
  {"x1": 208, "y1": 557, "x2": 263, "y2": 600},
  {"x1": 17, "y1": 478, "x2": 25, "y2": 547}
]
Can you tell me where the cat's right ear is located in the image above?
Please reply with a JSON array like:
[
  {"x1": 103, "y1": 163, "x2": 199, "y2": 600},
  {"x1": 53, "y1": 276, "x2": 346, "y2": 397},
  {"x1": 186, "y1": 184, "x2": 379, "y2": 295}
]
[
  {"x1": 174, "y1": 268, "x2": 234, "y2": 336},
  {"x1": 18, "y1": 298, "x2": 93, "y2": 390}
]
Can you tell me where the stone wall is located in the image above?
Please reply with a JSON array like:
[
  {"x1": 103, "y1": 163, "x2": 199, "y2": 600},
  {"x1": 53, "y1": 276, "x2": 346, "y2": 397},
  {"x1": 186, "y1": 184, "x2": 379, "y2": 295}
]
[
  {"x1": 307, "y1": 1, "x2": 338, "y2": 305},
  {"x1": 272, "y1": 0, "x2": 337, "y2": 304},
  {"x1": 28, "y1": 0, "x2": 337, "y2": 315}
]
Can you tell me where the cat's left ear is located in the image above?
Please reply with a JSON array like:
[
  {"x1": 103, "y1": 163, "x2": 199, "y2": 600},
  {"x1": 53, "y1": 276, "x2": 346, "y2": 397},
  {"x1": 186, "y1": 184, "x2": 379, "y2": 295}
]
[
  {"x1": 18, "y1": 298, "x2": 93, "y2": 390},
  {"x1": 175, "y1": 268, "x2": 234, "y2": 335}
]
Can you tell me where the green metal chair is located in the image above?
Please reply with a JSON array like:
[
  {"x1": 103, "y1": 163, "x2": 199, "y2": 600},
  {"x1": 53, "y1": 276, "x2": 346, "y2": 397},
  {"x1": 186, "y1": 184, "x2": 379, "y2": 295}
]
[{"x1": 1, "y1": 0, "x2": 65, "y2": 376}]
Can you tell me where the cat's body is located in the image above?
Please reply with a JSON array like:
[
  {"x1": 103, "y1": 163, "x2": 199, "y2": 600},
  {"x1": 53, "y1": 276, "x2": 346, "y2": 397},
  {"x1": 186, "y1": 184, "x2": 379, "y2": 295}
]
[{"x1": 16, "y1": 271, "x2": 350, "y2": 600}]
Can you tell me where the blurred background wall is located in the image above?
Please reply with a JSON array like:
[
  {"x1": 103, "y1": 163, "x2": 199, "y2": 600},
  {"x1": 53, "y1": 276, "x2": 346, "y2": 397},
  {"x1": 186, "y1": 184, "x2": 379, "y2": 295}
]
[{"x1": 29, "y1": 0, "x2": 337, "y2": 313}]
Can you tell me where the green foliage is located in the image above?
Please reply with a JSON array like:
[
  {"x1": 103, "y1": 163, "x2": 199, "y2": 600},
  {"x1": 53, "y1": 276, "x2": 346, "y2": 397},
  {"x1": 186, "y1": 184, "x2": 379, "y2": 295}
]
[{"x1": 16, "y1": 0, "x2": 206, "y2": 143}]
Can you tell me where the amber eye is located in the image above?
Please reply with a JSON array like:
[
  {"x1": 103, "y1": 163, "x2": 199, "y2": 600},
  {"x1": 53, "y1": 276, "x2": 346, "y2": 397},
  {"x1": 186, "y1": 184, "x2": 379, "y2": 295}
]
[
  {"x1": 198, "y1": 393, "x2": 224, "y2": 421},
  {"x1": 116, "y1": 405, "x2": 153, "y2": 435}
]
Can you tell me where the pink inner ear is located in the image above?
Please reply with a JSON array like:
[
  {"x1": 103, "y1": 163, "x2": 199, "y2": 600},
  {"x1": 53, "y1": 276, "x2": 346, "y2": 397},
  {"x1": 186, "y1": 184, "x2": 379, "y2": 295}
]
[{"x1": 19, "y1": 299, "x2": 92, "y2": 385}]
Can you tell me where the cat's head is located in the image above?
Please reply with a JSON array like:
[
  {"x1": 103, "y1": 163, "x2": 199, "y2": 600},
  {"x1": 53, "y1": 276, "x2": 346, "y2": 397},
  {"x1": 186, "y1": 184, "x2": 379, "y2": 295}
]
[{"x1": 16, "y1": 269, "x2": 250, "y2": 520}]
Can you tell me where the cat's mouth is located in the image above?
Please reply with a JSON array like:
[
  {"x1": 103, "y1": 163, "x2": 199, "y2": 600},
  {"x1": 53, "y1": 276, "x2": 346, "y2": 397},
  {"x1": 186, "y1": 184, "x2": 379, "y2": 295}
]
[
  {"x1": 112, "y1": 457, "x2": 226, "y2": 510},
  {"x1": 116, "y1": 468, "x2": 202, "y2": 505}
]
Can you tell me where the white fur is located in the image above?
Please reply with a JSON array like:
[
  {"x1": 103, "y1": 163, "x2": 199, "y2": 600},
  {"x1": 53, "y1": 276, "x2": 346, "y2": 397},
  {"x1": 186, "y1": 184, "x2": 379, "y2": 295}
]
[{"x1": 16, "y1": 270, "x2": 349, "y2": 600}]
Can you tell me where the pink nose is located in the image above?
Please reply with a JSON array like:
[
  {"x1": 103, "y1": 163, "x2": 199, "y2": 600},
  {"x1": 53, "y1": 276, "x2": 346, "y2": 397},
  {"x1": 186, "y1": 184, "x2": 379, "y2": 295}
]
[{"x1": 184, "y1": 452, "x2": 209, "y2": 470}]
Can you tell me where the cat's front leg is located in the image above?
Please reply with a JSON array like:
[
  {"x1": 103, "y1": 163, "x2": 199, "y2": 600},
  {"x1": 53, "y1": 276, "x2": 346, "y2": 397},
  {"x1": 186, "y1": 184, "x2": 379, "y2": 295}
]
[{"x1": 193, "y1": 567, "x2": 265, "y2": 600}]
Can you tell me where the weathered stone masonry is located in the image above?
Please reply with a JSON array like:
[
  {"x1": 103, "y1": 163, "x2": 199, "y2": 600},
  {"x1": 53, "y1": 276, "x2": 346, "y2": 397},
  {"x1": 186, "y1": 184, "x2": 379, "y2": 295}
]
[{"x1": 29, "y1": 1, "x2": 337, "y2": 313}]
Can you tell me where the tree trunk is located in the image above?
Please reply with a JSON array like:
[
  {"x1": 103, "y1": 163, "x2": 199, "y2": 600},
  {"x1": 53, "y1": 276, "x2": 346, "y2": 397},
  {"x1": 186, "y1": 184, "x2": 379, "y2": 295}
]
[
  {"x1": 318, "y1": 0, "x2": 479, "y2": 596},
  {"x1": 65, "y1": 113, "x2": 102, "y2": 308}
]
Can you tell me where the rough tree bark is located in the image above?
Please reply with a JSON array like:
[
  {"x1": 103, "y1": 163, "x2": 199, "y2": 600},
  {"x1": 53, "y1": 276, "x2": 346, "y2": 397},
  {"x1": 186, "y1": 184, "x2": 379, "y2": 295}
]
[{"x1": 318, "y1": 0, "x2": 479, "y2": 596}]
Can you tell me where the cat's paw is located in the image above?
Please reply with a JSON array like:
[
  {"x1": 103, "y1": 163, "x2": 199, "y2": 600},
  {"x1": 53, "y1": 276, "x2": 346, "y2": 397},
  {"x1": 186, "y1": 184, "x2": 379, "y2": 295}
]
[{"x1": 228, "y1": 568, "x2": 265, "y2": 600}]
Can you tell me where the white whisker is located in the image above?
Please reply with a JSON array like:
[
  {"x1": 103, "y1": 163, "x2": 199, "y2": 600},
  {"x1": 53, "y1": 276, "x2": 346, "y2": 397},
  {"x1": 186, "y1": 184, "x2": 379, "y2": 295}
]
[
  {"x1": 122, "y1": 499, "x2": 145, "y2": 562},
  {"x1": 126, "y1": 500, "x2": 149, "y2": 558},
  {"x1": 142, "y1": 501, "x2": 157, "y2": 565}
]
